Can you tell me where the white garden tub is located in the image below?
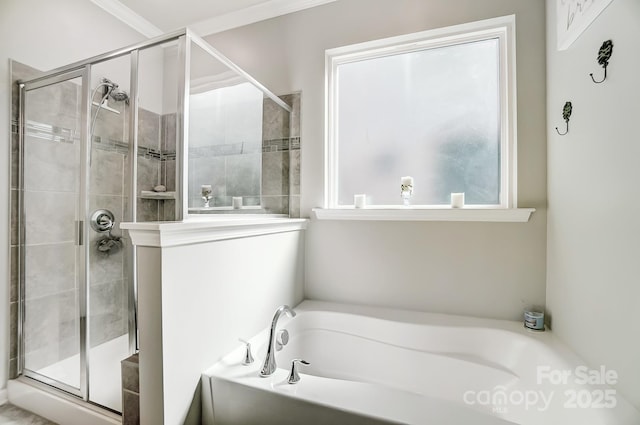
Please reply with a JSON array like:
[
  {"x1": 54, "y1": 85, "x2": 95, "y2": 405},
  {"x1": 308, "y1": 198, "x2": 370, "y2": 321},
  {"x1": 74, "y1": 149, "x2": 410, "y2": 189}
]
[{"x1": 202, "y1": 301, "x2": 639, "y2": 425}]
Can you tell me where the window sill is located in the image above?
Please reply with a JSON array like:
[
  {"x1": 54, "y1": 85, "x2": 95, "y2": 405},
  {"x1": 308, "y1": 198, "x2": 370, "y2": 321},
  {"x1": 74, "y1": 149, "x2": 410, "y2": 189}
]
[{"x1": 312, "y1": 207, "x2": 535, "y2": 222}]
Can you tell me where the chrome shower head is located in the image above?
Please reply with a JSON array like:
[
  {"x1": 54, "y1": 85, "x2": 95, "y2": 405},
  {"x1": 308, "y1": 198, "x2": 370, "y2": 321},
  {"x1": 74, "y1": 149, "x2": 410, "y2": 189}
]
[
  {"x1": 99, "y1": 78, "x2": 129, "y2": 104},
  {"x1": 109, "y1": 89, "x2": 129, "y2": 103}
]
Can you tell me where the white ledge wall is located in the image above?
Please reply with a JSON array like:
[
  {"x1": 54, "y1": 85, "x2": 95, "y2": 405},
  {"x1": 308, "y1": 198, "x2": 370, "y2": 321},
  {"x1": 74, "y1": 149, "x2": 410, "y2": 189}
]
[
  {"x1": 545, "y1": 0, "x2": 640, "y2": 410},
  {"x1": 122, "y1": 219, "x2": 307, "y2": 425}
]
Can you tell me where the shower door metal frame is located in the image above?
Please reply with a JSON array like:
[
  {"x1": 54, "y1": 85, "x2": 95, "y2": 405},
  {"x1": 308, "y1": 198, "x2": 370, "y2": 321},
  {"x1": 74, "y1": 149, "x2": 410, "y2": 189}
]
[
  {"x1": 127, "y1": 49, "x2": 140, "y2": 355},
  {"x1": 15, "y1": 29, "x2": 189, "y2": 410},
  {"x1": 14, "y1": 31, "x2": 185, "y2": 410},
  {"x1": 18, "y1": 66, "x2": 91, "y2": 399}
]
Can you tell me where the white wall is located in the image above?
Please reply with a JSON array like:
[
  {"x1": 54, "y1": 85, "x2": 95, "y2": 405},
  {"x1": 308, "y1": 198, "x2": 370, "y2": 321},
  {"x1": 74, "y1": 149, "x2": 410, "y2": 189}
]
[
  {"x1": 136, "y1": 46, "x2": 167, "y2": 114},
  {"x1": 205, "y1": 0, "x2": 547, "y2": 320},
  {"x1": 134, "y1": 230, "x2": 305, "y2": 425},
  {"x1": 545, "y1": 0, "x2": 640, "y2": 410},
  {"x1": 0, "y1": 0, "x2": 146, "y2": 393}
]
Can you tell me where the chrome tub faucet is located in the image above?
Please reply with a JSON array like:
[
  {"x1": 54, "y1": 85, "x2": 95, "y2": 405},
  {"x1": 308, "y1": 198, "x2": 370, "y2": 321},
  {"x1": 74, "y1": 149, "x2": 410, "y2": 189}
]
[{"x1": 260, "y1": 305, "x2": 296, "y2": 377}]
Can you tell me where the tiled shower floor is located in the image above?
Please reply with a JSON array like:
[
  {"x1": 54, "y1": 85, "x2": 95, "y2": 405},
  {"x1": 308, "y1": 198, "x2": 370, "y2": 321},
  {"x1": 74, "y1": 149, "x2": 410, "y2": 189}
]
[{"x1": 0, "y1": 403, "x2": 57, "y2": 425}]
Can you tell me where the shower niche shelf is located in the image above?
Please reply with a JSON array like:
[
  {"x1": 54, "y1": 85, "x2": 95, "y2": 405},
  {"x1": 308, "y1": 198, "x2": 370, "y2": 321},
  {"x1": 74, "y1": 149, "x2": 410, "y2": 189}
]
[{"x1": 141, "y1": 190, "x2": 177, "y2": 200}]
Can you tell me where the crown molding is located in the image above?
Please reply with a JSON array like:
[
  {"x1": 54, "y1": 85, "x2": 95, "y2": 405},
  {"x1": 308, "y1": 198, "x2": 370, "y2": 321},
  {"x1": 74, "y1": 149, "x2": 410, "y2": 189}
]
[
  {"x1": 90, "y1": 0, "x2": 163, "y2": 38},
  {"x1": 190, "y1": 0, "x2": 338, "y2": 36},
  {"x1": 90, "y1": 0, "x2": 337, "y2": 39}
]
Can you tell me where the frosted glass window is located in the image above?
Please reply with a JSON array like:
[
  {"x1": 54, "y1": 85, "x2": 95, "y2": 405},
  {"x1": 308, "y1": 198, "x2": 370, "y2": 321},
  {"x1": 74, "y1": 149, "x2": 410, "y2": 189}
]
[
  {"x1": 335, "y1": 38, "x2": 501, "y2": 206},
  {"x1": 326, "y1": 18, "x2": 517, "y2": 210}
]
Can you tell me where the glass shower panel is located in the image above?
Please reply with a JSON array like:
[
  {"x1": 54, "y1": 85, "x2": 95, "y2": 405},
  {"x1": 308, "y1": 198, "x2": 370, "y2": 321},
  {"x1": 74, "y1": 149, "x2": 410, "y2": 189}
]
[
  {"x1": 137, "y1": 41, "x2": 181, "y2": 222},
  {"x1": 187, "y1": 41, "x2": 264, "y2": 213},
  {"x1": 87, "y1": 56, "x2": 132, "y2": 412},
  {"x1": 22, "y1": 75, "x2": 83, "y2": 393}
]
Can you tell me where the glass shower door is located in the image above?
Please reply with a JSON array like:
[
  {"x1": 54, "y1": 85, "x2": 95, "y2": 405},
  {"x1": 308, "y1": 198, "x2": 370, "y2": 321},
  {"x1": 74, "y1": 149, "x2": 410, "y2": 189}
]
[
  {"x1": 20, "y1": 69, "x2": 88, "y2": 396},
  {"x1": 87, "y1": 56, "x2": 133, "y2": 412}
]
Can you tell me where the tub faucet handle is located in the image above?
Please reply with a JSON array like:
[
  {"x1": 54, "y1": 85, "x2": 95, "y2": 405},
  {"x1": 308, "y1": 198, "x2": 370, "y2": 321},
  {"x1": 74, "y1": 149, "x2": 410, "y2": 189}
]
[
  {"x1": 288, "y1": 359, "x2": 310, "y2": 384},
  {"x1": 238, "y1": 338, "x2": 254, "y2": 365}
]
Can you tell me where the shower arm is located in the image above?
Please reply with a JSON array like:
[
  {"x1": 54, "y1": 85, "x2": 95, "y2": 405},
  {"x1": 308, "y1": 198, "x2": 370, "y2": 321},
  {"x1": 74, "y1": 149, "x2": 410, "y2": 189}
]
[{"x1": 89, "y1": 82, "x2": 114, "y2": 166}]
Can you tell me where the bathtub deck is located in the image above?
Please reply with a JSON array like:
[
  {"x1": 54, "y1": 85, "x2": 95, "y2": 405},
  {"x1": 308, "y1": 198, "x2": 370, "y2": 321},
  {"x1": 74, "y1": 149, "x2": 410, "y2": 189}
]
[{"x1": 203, "y1": 300, "x2": 640, "y2": 425}]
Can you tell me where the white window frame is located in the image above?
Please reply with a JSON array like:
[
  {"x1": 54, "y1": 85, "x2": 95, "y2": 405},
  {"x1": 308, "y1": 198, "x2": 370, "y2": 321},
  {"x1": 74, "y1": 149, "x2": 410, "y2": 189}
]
[{"x1": 320, "y1": 15, "x2": 532, "y2": 222}]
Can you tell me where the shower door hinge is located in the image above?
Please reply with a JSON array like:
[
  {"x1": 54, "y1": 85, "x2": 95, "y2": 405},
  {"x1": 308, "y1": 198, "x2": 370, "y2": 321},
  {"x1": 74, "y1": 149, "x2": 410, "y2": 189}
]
[{"x1": 76, "y1": 220, "x2": 84, "y2": 246}]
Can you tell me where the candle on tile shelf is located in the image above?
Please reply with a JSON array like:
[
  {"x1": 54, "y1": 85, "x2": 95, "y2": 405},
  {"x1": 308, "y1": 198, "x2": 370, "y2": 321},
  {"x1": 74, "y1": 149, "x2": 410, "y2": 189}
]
[{"x1": 232, "y1": 197, "x2": 243, "y2": 209}]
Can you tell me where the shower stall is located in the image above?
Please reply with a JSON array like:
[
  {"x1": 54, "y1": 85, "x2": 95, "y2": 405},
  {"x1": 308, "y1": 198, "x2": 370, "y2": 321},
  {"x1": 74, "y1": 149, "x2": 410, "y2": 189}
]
[{"x1": 14, "y1": 29, "x2": 292, "y2": 415}]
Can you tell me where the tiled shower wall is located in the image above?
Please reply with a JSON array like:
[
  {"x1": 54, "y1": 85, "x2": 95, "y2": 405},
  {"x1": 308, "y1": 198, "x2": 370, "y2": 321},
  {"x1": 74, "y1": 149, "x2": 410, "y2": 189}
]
[
  {"x1": 262, "y1": 93, "x2": 301, "y2": 217},
  {"x1": 9, "y1": 61, "x2": 47, "y2": 376},
  {"x1": 9, "y1": 61, "x2": 135, "y2": 376},
  {"x1": 187, "y1": 92, "x2": 301, "y2": 216},
  {"x1": 160, "y1": 113, "x2": 177, "y2": 220},
  {"x1": 89, "y1": 93, "x2": 130, "y2": 350},
  {"x1": 136, "y1": 108, "x2": 176, "y2": 222}
]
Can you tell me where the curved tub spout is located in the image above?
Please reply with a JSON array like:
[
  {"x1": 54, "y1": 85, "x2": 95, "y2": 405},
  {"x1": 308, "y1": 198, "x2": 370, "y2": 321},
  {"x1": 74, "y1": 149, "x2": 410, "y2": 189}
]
[{"x1": 260, "y1": 305, "x2": 296, "y2": 377}]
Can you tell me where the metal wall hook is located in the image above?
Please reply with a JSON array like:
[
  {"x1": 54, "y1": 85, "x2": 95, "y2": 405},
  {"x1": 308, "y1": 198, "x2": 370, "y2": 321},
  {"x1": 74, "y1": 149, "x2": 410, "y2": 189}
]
[
  {"x1": 589, "y1": 40, "x2": 613, "y2": 84},
  {"x1": 555, "y1": 101, "x2": 572, "y2": 136},
  {"x1": 555, "y1": 121, "x2": 569, "y2": 136},
  {"x1": 590, "y1": 67, "x2": 607, "y2": 84}
]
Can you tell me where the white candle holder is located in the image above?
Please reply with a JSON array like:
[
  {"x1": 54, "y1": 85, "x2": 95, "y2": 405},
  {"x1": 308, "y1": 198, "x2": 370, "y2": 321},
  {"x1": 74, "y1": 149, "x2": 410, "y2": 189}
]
[
  {"x1": 354, "y1": 194, "x2": 367, "y2": 209},
  {"x1": 232, "y1": 197, "x2": 243, "y2": 209},
  {"x1": 451, "y1": 192, "x2": 465, "y2": 208}
]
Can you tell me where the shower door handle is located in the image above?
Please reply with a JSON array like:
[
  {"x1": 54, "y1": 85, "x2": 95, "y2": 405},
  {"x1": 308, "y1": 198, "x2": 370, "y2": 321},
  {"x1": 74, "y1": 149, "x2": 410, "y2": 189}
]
[{"x1": 76, "y1": 220, "x2": 84, "y2": 246}]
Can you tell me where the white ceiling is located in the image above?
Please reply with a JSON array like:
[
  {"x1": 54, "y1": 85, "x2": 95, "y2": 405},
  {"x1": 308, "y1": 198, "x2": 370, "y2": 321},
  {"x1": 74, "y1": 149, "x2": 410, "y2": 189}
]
[
  {"x1": 118, "y1": 0, "x2": 271, "y2": 32},
  {"x1": 91, "y1": 0, "x2": 338, "y2": 37}
]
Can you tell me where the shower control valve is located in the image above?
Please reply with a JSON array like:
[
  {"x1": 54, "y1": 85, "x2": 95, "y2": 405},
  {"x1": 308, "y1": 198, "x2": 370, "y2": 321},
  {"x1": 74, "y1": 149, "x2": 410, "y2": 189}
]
[{"x1": 90, "y1": 209, "x2": 115, "y2": 233}]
